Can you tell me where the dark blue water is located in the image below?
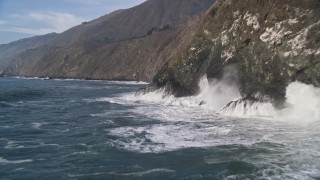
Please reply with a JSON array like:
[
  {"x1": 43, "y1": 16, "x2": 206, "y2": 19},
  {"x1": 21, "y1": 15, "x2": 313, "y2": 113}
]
[{"x1": 0, "y1": 77, "x2": 320, "y2": 179}]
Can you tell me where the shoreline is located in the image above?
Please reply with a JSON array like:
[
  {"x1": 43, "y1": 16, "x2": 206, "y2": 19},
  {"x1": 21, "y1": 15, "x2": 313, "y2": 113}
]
[{"x1": 2, "y1": 75, "x2": 149, "y2": 84}]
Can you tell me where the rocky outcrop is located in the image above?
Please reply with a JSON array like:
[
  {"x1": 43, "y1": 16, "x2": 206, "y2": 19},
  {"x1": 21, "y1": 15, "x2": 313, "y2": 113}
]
[
  {"x1": 1, "y1": 0, "x2": 214, "y2": 81},
  {"x1": 149, "y1": 0, "x2": 320, "y2": 106}
]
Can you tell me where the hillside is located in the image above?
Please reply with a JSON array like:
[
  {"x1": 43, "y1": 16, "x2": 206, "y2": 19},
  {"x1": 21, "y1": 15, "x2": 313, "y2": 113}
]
[
  {"x1": 1, "y1": 0, "x2": 215, "y2": 81},
  {"x1": 0, "y1": 33, "x2": 58, "y2": 70}
]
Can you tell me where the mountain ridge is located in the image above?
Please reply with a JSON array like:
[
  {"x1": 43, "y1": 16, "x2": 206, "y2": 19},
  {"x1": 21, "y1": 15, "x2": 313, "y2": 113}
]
[{"x1": 0, "y1": 0, "x2": 215, "y2": 81}]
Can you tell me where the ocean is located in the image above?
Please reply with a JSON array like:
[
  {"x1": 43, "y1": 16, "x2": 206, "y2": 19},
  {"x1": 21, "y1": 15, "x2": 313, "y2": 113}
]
[{"x1": 0, "y1": 77, "x2": 319, "y2": 179}]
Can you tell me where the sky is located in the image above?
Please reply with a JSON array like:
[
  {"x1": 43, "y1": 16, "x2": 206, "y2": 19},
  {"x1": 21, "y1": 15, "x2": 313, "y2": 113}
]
[{"x1": 0, "y1": 0, "x2": 146, "y2": 45}]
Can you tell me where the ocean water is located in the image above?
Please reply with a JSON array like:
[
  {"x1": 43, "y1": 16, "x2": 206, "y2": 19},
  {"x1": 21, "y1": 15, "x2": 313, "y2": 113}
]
[{"x1": 0, "y1": 77, "x2": 320, "y2": 179}]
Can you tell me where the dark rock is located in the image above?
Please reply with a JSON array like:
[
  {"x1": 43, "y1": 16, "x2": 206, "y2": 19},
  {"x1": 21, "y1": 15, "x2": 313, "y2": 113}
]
[{"x1": 199, "y1": 101, "x2": 206, "y2": 106}]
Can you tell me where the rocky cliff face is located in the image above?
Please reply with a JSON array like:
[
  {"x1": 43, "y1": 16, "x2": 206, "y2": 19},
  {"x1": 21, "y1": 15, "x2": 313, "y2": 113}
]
[
  {"x1": 149, "y1": 0, "x2": 320, "y2": 105},
  {"x1": 1, "y1": 0, "x2": 214, "y2": 81}
]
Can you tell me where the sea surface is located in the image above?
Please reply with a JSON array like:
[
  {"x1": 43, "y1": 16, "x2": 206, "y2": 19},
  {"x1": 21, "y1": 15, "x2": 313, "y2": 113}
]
[{"x1": 0, "y1": 77, "x2": 319, "y2": 179}]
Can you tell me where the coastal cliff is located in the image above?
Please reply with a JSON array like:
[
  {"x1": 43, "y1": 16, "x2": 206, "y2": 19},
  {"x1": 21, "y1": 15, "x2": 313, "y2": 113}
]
[
  {"x1": 147, "y1": 0, "x2": 320, "y2": 106},
  {"x1": 1, "y1": 0, "x2": 319, "y2": 108}
]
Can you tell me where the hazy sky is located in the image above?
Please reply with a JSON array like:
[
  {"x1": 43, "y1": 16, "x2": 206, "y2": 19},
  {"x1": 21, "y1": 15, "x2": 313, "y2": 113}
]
[{"x1": 0, "y1": 0, "x2": 146, "y2": 44}]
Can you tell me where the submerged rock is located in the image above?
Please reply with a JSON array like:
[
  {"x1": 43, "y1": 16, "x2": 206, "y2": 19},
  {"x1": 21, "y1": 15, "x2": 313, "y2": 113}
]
[{"x1": 199, "y1": 100, "x2": 207, "y2": 106}]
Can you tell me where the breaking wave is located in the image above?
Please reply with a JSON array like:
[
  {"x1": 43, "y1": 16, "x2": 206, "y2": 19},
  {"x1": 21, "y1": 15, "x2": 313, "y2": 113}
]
[
  {"x1": 134, "y1": 77, "x2": 320, "y2": 123},
  {"x1": 197, "y1": 66, "x2": 241, "y2": 111},
  {"x1": 277, "y1": 81, "x2": 320, "y2": 123}
]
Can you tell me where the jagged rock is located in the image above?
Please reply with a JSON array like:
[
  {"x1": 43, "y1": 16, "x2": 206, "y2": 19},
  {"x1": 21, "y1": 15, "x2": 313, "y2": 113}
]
[
  {"x1": 220, "y1": 95, "x2": 276, "y2": 117},
  {"x1": 223, "y1": 94, "x2": 272, "y2": 109}
]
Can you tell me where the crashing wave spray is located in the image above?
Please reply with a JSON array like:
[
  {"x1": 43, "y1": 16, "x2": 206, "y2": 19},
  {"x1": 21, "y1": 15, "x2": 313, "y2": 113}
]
[
  {"x1": 218, "y1": 81, "x2": 320, "y2": 121},
  {"x1": 134, "y1": 65, "x2": 277, "y2": 117},
  {"x1": 199, "y1": 83, "x2": 276, "y2": 118},
  {"x1": 277, "y1": 82, "x2": 320, "y2": 123},
  {"x1": 132, "y1": 66, "x2": 241, "y2": 108},
  {"x1": 197, "y1": 65, "x2": 276, "y2": 117},
  {"x1": 220, "y1": 95, "x2": 276, "y2": 117},
  {"x1": 197, "y1": 65, "x2": 241, "y2": 111},
  {"x1": 134, "y1": 67, "x2": 320, "y2": 121}
]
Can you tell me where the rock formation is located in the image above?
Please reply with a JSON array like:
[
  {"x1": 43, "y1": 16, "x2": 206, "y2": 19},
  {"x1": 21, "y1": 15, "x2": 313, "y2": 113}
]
[{"x1": 148, "y1": 0, "x2": 320, "y2": 106}]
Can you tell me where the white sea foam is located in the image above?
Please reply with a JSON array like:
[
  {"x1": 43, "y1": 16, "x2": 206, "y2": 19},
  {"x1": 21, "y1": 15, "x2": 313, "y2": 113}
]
[
  {"x1": 106, "y1": 101, "x2": 280, "y2": 153},
  {"x1": 108, "y1": 123, "x2": 236, "y2": 153},
  {"x1": 71, "y1": 150, "x2": 98, "y2": 155},
  {"x1": 31, "y1": 122, "x2": 45, "y2": 129},
  {"x1": 68, "y1": 168, "x2": 175, "y2": 178},
  {"x1": 53, "y1": 78, "x2": 104, "y2": 81},
  {"x1": 108, "y1": 168, "x2": 176, "y2": 176},
  {"x1": 13, "y1": 76, "x2": 44, "y2": 80},
  {"x1": 5, "y1": 140, "x2": 25, "y2": 149},
  {"x1": 109, "y1": 81, "x2": 149, "y2": 85},
  {"x1": 0, "y1": 157, "x2": 33, "y2": 164}
]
